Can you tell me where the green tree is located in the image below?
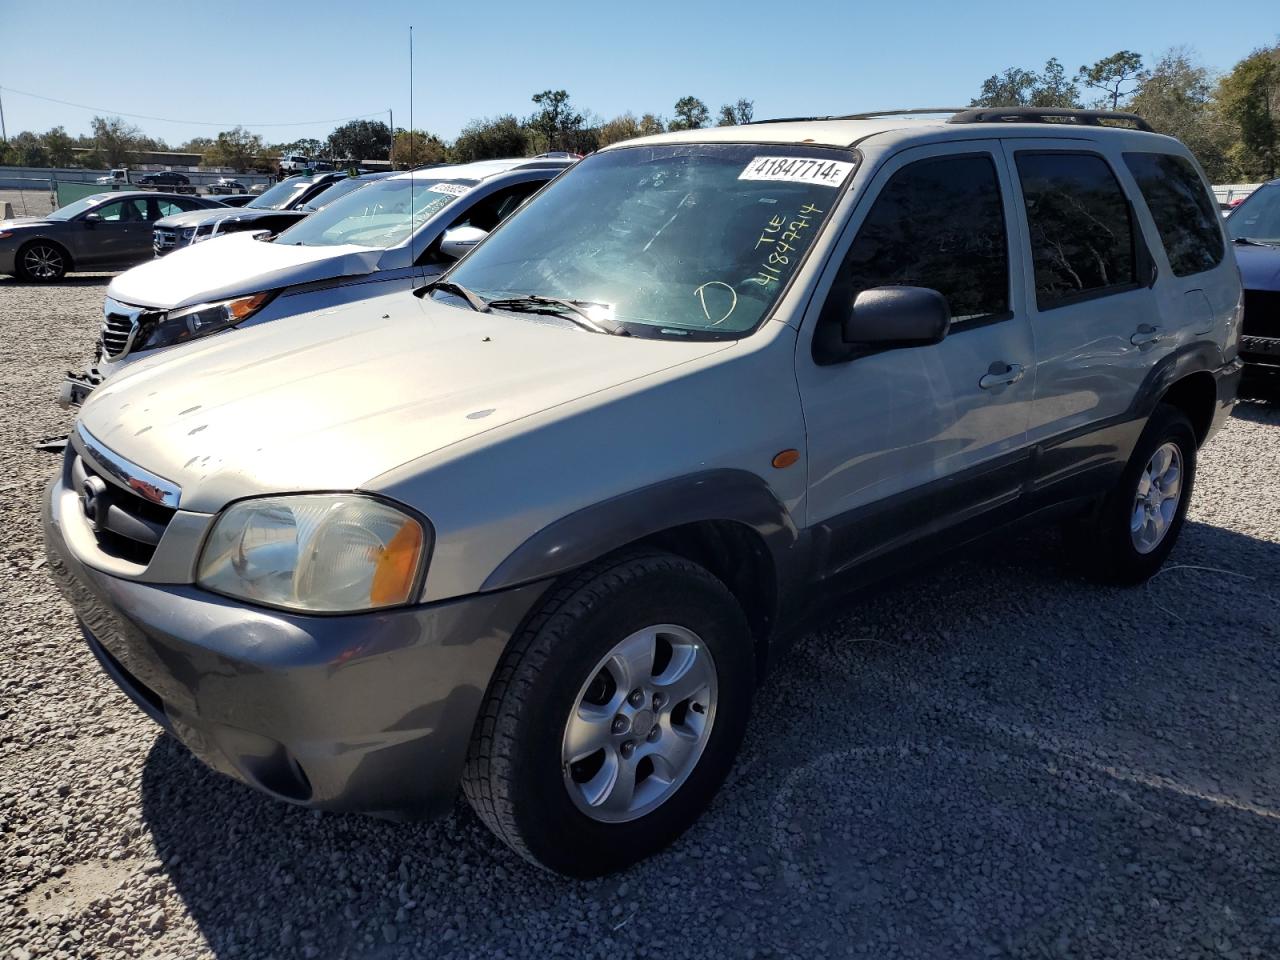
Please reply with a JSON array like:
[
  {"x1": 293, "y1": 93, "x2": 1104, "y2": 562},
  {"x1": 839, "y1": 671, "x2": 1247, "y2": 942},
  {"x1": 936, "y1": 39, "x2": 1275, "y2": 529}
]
[
  {"x1": 528, "y1": 90, "x2": 584, "y2": 153},
  {"x1": 1215, "y1": 44, "x2": 1280, "y2": 180},
  {"x1": 971, "y1": 66, "x2": 1038, "y2": 106},
  {"x1": 1078, "y1": 51, "x2": 1144, "y2": 109},
  {"x1": 717, "y1": 98, "x2": 755, "y2": 126},
  {"x1": 451, "y1": 115, "x2": 529, "y2": 162},
  {"x1": 1030, "y1": 59, "x2": 1081, "y2": 108},
  {"x1": 598, "y1": 113, "x2": 641, "y2": 146},
  {"x1": 1, "y1": 131, "x2": 46, "y2": 166},
  {"x1": 41, "y1": 126, "x2": 76, "y2": 167},
  {"x1": 670, "y1": 96, "x2": 710, "y2": 130},
  {"x1": 1128, "y1": 47, "x2": 1230, "y2": 180},
  {"x1": 971, "y1": 59, "x2": 1080, "y2": 108},
  {"x1": 91, "y1": 115, "x2": 143, "y2": 167},
  {"x1": 391, "y1": 128, "x2": 448, "y2": 168},
  {"x1": 326, "y1": 119, "x2": 392, "y2": 163},
  {"x1": 208, "y1": 127, "x2": 266, "y2": 172},
  {"x1": 637, "y1": 113, "x2": 666, "y2": 136}
]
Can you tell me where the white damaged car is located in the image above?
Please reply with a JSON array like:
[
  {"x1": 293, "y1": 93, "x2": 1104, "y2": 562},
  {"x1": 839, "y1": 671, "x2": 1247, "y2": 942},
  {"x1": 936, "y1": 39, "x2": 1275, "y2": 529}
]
[{"x1": 59, "y1": 157, "x2": 572, "y2": 407}]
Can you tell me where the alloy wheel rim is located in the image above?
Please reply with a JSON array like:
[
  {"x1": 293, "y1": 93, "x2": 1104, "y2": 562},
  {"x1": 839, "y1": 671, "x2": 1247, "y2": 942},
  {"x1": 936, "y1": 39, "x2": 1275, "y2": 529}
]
[
  {"x1": 23, "y1": 245, "x2": 63, "y2": 279},
  {"x1": 562, "y1": 624, "x2": 718, "y2": 823},
  {"x1": 1130, "y1": 441, "x2": 1183, "y2": 554}
]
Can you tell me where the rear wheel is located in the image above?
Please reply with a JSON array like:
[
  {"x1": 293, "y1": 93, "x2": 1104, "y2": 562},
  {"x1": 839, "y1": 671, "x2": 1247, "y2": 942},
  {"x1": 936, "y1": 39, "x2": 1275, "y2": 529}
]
[
  {"x1": 16, "y1": 241, "x2": 68, "y2": 281},
  {"x1": 1065, "y1": 404, "x2": 1197, "y2": 584},
  {"x1": 462, "y1": 551, "x2": 754, "y2": 876}
]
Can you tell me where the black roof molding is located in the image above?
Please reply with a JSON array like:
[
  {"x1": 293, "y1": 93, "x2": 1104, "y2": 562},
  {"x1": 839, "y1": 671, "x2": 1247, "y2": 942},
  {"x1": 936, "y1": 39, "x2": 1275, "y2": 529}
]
[{"x1": 947, "y1": 107, "x2": 1154, "y2": 133}]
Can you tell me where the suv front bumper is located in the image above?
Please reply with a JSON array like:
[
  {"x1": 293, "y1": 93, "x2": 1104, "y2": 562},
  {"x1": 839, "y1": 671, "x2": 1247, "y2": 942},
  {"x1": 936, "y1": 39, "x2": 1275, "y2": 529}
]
[{"x1": 42, "y1": 479, "x2": 548, "y2": 819}]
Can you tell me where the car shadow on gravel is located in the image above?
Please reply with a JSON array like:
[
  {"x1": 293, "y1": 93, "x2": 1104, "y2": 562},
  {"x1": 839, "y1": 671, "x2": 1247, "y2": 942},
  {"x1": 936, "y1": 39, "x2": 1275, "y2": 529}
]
[
  {"x1": 0, "y1": 275, "x2": 114, "y2": 288},
  {"x1": 137, "y1": 520, "x2": 1280, "y2": 959}
]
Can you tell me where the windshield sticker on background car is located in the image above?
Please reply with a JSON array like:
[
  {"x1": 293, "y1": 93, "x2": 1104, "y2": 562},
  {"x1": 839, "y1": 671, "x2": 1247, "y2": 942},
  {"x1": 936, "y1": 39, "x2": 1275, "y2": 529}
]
[
  {"x1": 747, "y1": 203, "x2": 824, "y2": 287},
  {"x1": 427, "y1": 182, "x2": 471, "y2": 197},
  {"x1": 739, "y1": 157, "x2": 854, "y2": 187}
]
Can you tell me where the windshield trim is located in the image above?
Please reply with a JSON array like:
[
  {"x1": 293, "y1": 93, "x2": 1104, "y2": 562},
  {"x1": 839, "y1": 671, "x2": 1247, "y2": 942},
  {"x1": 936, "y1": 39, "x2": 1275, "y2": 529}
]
[{"x1": 435, "y1": 141, "x2": 861, "y2": 342}]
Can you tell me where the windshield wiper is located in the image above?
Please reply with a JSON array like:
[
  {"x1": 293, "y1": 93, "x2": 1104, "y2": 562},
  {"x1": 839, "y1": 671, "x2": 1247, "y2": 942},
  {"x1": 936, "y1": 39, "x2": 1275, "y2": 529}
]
[
  {"x1": 485, "y1": 295, "x2": 629, "y2": 335},
  {"x1": 416, "y1": 279, "x2": 491, "y2": 312},
  {"x1": 1232, "y1": 236, "x2": 1277, "y2": 247}
]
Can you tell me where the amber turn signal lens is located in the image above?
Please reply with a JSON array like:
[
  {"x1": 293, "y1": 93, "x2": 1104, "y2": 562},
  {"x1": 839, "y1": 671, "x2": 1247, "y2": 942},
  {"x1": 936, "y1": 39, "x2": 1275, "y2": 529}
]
[
  {"x1": 772, "y1": 449, "x2": 800, "y2": 469},
  {"x1": 228, "y1": 292, "x2": 271, "y2": 321},
  {"x1": 370, "y1": 519, "x2": 424, "y2": 606}
]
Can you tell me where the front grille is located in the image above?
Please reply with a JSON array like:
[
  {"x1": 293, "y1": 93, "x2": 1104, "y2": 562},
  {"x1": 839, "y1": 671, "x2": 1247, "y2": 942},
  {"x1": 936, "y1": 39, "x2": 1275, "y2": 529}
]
[
  {"x1": 99, "y1": 298, "x2": 161, "y2": 360},
  {"x1": 101, "y1": 312, "x2": 134, "y2": 356},
  {"x1": 1241, "y1": 289, "x2": 1280, "y2": 340},
  {"x1": 153, "y1": 227, "x2": 178, "y2": 254},
  {"x1": 70, "y1": 448, "x2": 176, "y2": 566}
]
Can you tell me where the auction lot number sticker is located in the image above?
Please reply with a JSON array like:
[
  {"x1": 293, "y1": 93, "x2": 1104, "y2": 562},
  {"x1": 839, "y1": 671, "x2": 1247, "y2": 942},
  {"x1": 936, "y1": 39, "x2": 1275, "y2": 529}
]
[{"x1": 739, "y1": 156, "x2": 854, "y2": 187}]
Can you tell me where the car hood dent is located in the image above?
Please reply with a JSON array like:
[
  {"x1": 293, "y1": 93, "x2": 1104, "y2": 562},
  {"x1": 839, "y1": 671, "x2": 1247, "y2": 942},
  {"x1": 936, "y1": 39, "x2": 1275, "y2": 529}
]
[
  {"x1": 78, "y1": 297, "x2": 733, "y2": 512},
  {"x1": 1235, "y1": 243, "x2": 1280, "y2": 290},
  {"x1": 106, "y1": 232, "x2": 380, "y2": 309}
]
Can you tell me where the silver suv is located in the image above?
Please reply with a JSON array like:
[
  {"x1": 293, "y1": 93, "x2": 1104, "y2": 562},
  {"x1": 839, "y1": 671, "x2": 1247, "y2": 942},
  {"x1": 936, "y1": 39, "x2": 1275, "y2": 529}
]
[{"x1": 44, "y1": 108, "x2": 1242, "y2": 876}]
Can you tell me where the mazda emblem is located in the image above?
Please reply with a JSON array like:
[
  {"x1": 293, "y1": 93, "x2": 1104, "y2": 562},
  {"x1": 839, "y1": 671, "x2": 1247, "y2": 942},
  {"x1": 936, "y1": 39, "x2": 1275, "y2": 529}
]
[{"x1": 80, "y1": 476, "x2": 109, "y2": 532}]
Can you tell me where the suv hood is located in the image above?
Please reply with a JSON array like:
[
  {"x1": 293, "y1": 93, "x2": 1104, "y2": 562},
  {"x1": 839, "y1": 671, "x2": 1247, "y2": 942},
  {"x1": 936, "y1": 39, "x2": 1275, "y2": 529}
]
[
  {"x1": 106, "y1": 232, "x2": 380, "y2": 310},
  {"x1": 78, "y1": 295, "x2": 732, "y2": 513},
  {"x1": 1235, "y1": 243, "x2": 1280, "y2": 290}
]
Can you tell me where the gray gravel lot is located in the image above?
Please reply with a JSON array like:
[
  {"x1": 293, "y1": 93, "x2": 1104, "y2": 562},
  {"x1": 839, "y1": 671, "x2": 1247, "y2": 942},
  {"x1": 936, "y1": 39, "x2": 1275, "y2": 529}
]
[{"x1": 1, "y1": 275, "x2": 1279, "y2": 960}]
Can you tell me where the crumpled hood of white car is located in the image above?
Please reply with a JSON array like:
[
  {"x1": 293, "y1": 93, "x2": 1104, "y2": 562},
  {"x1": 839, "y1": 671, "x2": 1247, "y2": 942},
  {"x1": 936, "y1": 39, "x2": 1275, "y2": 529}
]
[
  {"x1": 105, "y1": 232, "x2": 382, "y2": 311},
  {"x1": 78, "y1": 294, "x2": 732, "y2": 513}
]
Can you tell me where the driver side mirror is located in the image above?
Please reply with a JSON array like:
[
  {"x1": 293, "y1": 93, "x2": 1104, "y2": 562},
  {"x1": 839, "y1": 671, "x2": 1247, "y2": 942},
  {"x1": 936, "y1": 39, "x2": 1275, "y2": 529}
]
[
  {"x1": 82, "y1": 213, "x2": 102, "y2": 227},
  {"x1": 439, "y1": 225, "x2": 487, "y2": 261},
  {"x1": 843, "y1": 286, "x2": 950, "y2": 348}
]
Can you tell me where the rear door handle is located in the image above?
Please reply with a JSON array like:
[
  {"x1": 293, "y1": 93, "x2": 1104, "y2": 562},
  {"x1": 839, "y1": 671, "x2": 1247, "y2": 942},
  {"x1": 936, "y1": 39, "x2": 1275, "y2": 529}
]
[
  {"x1": 1131, "y1": 324, "x2": 1164, "y2": 347},
  {"x1": 979, "y1": 362, "x2": 1025, "y2": 390}
]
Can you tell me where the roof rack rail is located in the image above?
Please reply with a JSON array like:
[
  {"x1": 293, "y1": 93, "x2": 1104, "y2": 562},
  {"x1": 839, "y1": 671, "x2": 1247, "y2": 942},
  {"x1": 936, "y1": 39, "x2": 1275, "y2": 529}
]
[
  {"x1": 947, "y1": 107, "x2": 1154, "y2": 132},
  {"x1": 748, "y1": 108, "x2": 967, "y2": 126}
]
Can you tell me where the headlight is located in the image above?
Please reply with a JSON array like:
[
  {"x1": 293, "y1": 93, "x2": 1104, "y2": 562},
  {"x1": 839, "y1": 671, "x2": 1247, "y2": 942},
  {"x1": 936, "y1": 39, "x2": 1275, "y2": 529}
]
[
  {"x1": 135, "y1": 292, "x2": 272, "y2": 351},
  {"x1": 197, "y1": 494, "x2": 427, "y2": 613},
  {"x1": 180, "y1": 226, "x2": 198, "y2": 241}
]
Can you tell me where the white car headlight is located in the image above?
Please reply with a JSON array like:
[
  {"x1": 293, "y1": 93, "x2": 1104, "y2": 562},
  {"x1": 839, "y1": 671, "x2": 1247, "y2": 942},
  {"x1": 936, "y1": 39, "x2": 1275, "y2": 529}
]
[
  {"x1": 135, "y1": 292, "x2": 273, "y2": 352},
  {"x1": 197, "y1": 494, "x2": 428, "y2": 613}
]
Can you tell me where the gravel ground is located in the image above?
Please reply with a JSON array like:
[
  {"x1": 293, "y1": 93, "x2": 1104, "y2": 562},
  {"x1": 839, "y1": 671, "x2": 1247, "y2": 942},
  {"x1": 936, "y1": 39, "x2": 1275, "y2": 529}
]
[{"x1": 1, "y1": 276, "x2": 1279, "y2": 960}]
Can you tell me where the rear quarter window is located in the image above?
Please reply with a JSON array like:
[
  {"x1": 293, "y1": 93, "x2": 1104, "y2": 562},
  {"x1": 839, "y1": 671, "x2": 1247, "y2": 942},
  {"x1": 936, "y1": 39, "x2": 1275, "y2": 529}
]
[
  {"x1": 1123, "y1": 152, "x2": 1223, "y2": 277},
  {"x1": 1015, "y1": 152, "x2": 1137, "y2": 310}
]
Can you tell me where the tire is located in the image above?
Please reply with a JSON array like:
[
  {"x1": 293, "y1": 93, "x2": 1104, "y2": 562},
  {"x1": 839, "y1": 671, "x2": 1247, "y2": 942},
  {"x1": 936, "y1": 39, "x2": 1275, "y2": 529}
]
[
  {"x1": 1064, "y1": 403, "x2": 1197, "y2": 585},
  {"x1": 462, "y1": 551, "x2": 755, "y2": 876},
  {"x1": 16, "y1": 240, "x2": 68, "y2": 282}
]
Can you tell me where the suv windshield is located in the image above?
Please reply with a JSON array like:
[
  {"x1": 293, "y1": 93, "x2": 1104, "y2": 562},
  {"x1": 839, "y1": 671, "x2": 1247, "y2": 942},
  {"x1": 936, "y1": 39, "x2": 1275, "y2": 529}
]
[
  {"x1": 275, "y1": 177, "x2": 473, "y2": 248},
  {"x1": 247, "y1": 176, "x2": 315, "y2": 211},
  {"x1": 445, "y1": 143, "x2": 855, "y2": 338},
  {"x1": 297, "y1": 176, "x2": 373, "y2": 212},
  {"x1": 1228, "y1": 183, "x2": 1280, "y2": 244}
]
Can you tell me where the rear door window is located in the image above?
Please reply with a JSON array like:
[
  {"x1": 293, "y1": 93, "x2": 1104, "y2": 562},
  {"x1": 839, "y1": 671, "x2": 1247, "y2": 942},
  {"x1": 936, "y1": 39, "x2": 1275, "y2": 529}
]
[
  {"x1": 1015, "y1": 152, "x2": 1136, "y2": 309},
  {"x1": 1123, "y1": 152, "x2": 1223, "y2": 277},
  {"x1": 838, "y1": 154, "x2": 1009, "y2": 323}
]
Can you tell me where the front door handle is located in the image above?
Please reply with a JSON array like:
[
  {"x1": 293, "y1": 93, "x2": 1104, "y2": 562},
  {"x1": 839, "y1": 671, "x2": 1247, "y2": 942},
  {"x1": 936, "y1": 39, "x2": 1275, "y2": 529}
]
[
  {"x1": 979, "y1": 362, "x2": 1025, "y2": 390},
  {"x1": 1131, "y1": 324, "x2": 1164, "y2": 347}
]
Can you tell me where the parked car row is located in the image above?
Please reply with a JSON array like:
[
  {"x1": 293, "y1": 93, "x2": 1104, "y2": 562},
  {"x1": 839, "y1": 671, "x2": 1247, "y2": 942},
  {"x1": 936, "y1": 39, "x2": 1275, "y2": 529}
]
[
  {"x1": 1224, "y1": 177, "x2": 1280, "y2": 385},
  {"x1": 40, "y1": 109, "x2": 1246, "y2": 877}
]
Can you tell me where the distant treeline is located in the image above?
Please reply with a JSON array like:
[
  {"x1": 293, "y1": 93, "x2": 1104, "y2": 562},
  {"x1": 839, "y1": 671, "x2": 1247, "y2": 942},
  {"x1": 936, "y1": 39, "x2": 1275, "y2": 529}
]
[{"x1": 3, "y1": 44, "x2": 1277, "y2": 181}]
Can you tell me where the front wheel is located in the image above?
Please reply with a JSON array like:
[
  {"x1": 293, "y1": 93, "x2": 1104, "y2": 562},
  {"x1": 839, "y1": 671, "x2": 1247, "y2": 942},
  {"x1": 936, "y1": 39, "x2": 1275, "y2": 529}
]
[
  {"x1": 462, "y1": 551, "x2": 754, "y2": 876},
  {"x1": 1065, "y1": 403, "x2": 1197, "y2": 584},
  {"x1": 16, "y1": 241, "x2": 68, "y2": 281}
]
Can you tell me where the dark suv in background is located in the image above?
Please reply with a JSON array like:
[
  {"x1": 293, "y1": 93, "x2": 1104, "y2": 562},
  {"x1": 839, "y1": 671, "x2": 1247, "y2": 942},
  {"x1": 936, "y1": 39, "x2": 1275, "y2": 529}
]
[{"x1": 1227, "y1": 178, "x2": 1280, "y2": 387}]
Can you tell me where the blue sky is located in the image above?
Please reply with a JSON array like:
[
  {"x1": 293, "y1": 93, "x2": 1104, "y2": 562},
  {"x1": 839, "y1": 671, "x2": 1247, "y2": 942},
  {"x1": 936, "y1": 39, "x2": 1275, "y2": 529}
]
[{"x1": 1, "y1": 0, "x2": 1275, "y2": 145}]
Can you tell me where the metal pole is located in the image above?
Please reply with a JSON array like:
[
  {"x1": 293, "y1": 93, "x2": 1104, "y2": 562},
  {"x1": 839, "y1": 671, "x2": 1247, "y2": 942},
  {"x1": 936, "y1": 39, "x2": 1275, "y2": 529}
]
[
  {"x1": 409, "y1": 26, "x2": 415, "y2": 258},
  {"x1": 388, "y1": 107, "x2": 394, "y2": 167},
  {"x1": 0, "y1": 87, "x2": 7, "y2": 143}
]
